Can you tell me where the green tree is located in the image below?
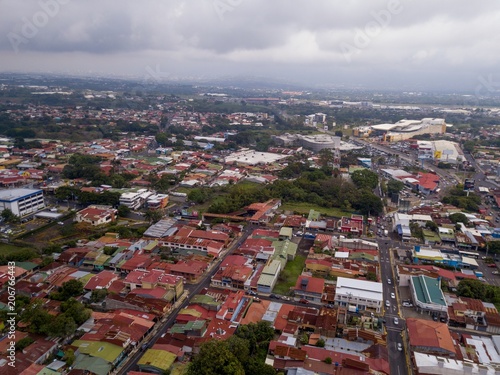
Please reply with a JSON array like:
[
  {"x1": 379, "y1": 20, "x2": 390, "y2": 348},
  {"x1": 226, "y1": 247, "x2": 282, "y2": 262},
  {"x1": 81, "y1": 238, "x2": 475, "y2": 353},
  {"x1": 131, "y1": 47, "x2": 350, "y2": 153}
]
[
  {"x1": 449, "y1": 213, "x2": 469, "y2": 225},
  {"x1": 316, "y1": 338, "x2": 326, "y2": 347},
  {"x1": 387, "y1": 179, "x2": 404, "y2": 197},
  {"x1": 16, "y1": 337, "x2": 35, "y2": 351},
  {"x1": 1, "y1": 208, "x2": 19, "y2": 223},
  {"x1": 90, "y1": 289, "x2": 108, "y2": 303},
  {"x1": 64, "y1": 349, "x2": 76, "y2": 366},
  {"x1": 52, "y1": 279, "x2": 84, "y2": 300},
  {"x1": 155, "y1": 132, "x2": 169, "y2": 146},
  {"x1": 487, "y1": 241, "x2": 500, "y2": 255},
  {"x1": 144, "y1": 209, "x2": 163, "y2": 223},
  {"x1": 324, "y1": 357, "x2": 333, "y2": 364},
  {"x1": 351, "y1": 169, "x2": 379, "y2": 190},
  {"x1": 425, "y1": 221, "x2": 438, "y2": 232},
  {"x1": 117, "y1": 204, "x2": 131, "y2": 217},
  {"x1": 47, "y1": 314, "x2": 77, "y2": 338},
  {"x1": 186, "y1": 340, "x2": 244, "y2": 375}
]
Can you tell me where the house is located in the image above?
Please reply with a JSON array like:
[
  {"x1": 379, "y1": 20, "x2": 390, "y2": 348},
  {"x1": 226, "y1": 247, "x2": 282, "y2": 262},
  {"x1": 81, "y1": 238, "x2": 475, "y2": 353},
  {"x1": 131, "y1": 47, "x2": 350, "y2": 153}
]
[
  {"x1": 84, "y1": 270, "x2": 119, "y2": 291},
  {"x1": 338, "y1": 215, "x2": 364, "y2": 235},
  {"x1": 406, "y1": 318, "x2": 456, "y2": 357},
  {"x1": 76, "y1": 205, "x2": 117, "y2": 226},
  {"x1": 293, "y1": 275, "x2": 325, "y2": 304},
  {"x1": 257, "y1": 259, "x2": 281, "y2": 293}
]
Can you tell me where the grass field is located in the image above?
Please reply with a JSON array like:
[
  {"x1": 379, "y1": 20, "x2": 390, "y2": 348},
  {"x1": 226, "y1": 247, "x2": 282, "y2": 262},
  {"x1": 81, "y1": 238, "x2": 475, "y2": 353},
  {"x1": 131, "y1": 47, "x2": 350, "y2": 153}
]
[
  {"x1": 280, "y1": 202, "x2": 352, "y2": 218},
  {"x1": 0, "y1": 243, "x2": 33, "y2": 256},
  {"x1": 273, "y1": 255, "x2": 306, "y2": 295}
]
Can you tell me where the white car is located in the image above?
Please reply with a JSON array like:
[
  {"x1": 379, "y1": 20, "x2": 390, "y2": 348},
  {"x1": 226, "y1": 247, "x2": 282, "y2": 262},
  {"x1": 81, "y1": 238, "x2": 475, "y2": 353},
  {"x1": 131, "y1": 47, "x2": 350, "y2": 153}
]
[
  {"x1": 394, "y1": 317, "x2": 399, "y2": 325},
  {"x1": 397, "y1": 343, "x2": 403, "y2": 351},
  {"x1": 391, "y1": 292, "x2": 395, "y2": 299}
]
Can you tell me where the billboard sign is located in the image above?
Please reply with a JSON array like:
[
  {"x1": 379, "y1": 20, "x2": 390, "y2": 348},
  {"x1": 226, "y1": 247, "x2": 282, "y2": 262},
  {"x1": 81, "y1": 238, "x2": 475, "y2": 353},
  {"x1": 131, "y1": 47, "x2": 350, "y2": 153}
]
[{"x1": 464, "y1": 178, "x2": 475, "y2": 191}]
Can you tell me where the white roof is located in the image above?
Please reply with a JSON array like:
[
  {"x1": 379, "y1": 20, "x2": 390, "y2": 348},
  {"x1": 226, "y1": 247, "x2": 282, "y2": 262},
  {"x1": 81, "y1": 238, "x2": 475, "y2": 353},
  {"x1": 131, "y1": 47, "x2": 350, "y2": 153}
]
[
  {"x1": 414, "y1": 351, "x2": 497, "y2": 374},
  {"x1": 334, "y1": 251, "x2": 349, "y2": 259},
  {"x1": 336, "y1": 277, "x2": 383, "y2": 302}
]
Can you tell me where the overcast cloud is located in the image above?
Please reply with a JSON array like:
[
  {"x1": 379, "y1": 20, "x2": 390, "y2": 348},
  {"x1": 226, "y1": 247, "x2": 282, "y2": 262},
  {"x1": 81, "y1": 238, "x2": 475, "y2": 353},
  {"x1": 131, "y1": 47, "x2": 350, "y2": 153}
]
[{"x1": 1, "y1": 0, "x2": 499, "y2": 91}]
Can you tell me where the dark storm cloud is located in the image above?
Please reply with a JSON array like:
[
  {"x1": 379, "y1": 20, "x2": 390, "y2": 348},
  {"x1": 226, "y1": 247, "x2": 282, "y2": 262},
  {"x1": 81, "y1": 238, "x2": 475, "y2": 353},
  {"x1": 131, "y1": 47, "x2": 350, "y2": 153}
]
[{"x1": 1, "y1": 0, "x2": 499, "y2": 90}]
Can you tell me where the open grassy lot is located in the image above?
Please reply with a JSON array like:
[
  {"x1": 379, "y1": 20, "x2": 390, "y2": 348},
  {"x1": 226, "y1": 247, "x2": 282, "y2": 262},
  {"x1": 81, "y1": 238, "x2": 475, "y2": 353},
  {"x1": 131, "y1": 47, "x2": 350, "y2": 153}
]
[
  {"x1": 0, "y1": 243, "x2": 33, "y2": 256},
  {"x1": 273, "y1": 255, "x2": 306, "y2": 295},
  {"x1": 280, "y1": 202, "x2": 352, "y2": 218}
]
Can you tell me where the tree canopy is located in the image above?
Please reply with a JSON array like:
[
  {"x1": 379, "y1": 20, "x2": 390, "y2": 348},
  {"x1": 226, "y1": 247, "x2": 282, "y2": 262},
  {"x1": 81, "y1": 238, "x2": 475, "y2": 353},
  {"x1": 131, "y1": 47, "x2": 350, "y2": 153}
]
[{"x1": 351, "y1": 169, "x2": 379, "y2": 190}]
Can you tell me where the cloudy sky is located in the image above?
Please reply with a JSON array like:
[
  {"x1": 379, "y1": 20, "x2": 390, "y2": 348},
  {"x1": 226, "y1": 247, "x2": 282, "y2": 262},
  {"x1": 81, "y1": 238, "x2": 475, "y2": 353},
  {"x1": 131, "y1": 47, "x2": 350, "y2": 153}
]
[{"x1": 1, "y1": 0, "x2": 500, "y2": 91}]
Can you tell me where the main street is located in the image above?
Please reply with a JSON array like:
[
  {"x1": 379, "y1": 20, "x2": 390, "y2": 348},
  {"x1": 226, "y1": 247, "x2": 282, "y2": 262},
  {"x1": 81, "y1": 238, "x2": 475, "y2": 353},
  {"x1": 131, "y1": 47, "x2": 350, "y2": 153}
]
[
  {"x1": 378, "y1": 236, "x2": 409, "y2": 375},
  {"x1": 116, "y1": 224, "x2": 256, "y2": 374}
]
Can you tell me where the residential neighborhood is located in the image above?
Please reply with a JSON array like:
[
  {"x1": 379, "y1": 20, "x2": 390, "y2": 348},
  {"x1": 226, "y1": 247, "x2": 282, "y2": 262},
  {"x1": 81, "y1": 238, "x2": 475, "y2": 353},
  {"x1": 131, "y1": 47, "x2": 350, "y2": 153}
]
[{"x1": 0, "y1": 77, "x2": 499, "y2": 375}]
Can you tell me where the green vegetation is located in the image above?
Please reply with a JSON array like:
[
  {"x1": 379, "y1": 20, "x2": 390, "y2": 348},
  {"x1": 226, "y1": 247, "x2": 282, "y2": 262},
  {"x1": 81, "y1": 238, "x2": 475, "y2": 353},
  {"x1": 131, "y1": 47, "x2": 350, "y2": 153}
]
[
  {"x1": 449, "y1": 212, "x2": 470, "y2": 225},
  {"x1": 0, "y1": 244, "x2": 38, "y2": 265},
  {"x1": 387, "y1": 179, "x2": 404, "y2": 197},
  {"x1": 442, "y1": 185, "x2": 481, "y2": 212},
  {"x1": 273, "y1": 255, "x2": 306, "y2": 295},
  {"x1": 351, "y1": 169, "x2": 379, "y2": 190},
  {"x1": 187, "y1": 321, "x2": 275, "y2": 375},
  {"x1": 280, "y1": 202, "x2": 351, "y2": 218},
  {"x1": 205, "y1": 165, "x2": 383, "y2": 216},
  {"x1": 1, "y1": 208, "x2": 19, "y2": 223},
  {"x1": 457, "y1": 279, "x2": 500, "y2": 310}
]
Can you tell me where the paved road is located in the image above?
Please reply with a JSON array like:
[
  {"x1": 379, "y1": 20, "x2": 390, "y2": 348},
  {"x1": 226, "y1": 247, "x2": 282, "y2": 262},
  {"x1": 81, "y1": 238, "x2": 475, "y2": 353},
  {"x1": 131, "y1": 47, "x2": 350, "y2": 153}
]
[
  {"x1": 378, "y1": 237, "x2": 410, "y2": 375},
  {"x1": 116, "y1": 225, "x2": 256, "y2": 374}
]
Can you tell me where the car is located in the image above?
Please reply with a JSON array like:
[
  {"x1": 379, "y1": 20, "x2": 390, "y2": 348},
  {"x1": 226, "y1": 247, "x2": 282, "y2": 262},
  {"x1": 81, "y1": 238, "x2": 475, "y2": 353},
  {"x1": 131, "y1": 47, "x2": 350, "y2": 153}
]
[
  {"x1": 487, "y1": 263, "x2": 497, "y2": 268},
  {"x1": 299, "y1": 299, "x2": 309, "y2": 304},
  {"x1": 432, "y1": 315, "x2": 439, "y2": 321},
  {"x1": 385, "y1": 300, "x2": 390, "y2": 307},
  {"x1": 387, "y1": 278, "x2": 391, "y2": 285},
  {"x1": 402, "y1": 302, "x2": 413, "y2": 307},
  {"x1": 281, "y1": 296, "x2": 291, "y2": 301},
  {"x1": 57, "y1": 221, "x2": 64, "y2": 225},
  {"x1": 269, "y1": 294, "x2": 278, "y2": 299},
  {"x1": 493, "y1": 271, "x2": 500, "y2": 275},
  {"x1": 325, "y1": 304, "x2": 334, "y2": 309},
  {"x1": 390, "y1": 292, "x2": 395, "y2": 299},
  {"x1": 397, "y1": 343, "x2": 403, "y2": 351},
  {"x1": 394, "y1": 317, "x2": 399, "y2": 325}
]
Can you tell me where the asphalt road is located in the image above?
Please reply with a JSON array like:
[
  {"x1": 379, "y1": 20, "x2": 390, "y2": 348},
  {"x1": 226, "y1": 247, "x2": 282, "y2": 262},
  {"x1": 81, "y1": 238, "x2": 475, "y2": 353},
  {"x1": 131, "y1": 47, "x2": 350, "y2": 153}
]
[
  {"x1": 378, "y1": 236, "x2": 409, "y2": 375},
  {"x1": 116, "y1": 225, "x2": 256, "y2": 374}
]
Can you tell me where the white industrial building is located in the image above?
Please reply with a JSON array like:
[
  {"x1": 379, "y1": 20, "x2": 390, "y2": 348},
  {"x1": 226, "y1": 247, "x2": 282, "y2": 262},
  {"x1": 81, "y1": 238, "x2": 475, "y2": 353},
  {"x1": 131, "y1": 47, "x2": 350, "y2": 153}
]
[
  {"x1": 334, "y1": 277, "x2": 383, "y2": 313},
  {"x1": 0, "y1": 188, "x2": 45, "y2": 217}
]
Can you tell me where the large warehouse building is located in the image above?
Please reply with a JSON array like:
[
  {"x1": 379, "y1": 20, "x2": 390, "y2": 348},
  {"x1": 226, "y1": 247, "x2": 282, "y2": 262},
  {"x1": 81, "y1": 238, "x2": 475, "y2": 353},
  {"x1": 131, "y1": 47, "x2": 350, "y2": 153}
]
[{"x1": 0, "y1": 188, "x2": 46, "y2": 217}]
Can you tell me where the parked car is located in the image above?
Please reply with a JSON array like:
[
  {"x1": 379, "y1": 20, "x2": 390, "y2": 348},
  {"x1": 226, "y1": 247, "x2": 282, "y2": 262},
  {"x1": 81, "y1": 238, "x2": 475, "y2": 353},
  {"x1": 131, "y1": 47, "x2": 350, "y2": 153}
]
[
  {"x1": 397, "y1": 343, "x2": 403, "y2": 351},
  {"x1": 390, "y1": 292, "x2": 395, "y2": 299},
  {"x1": 325, "y1": 304, "x2": 334, "y2": 309},
  {"x1": 394, "y1": 317, "x2": 399, "y2": 325},
  {"x1": 385, "y1": 300, "x2": 390, "y2": 307},
  {"x1": 299, "y1": 299, "x2": 309, "y2": 305}
]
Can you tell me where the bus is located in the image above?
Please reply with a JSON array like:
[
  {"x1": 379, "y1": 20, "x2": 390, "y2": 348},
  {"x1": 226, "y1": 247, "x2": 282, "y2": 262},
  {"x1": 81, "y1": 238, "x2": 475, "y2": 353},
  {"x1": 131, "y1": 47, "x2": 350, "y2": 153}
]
[{"x1": 458, "y1": 250, "x2": 479, "y2": 259}]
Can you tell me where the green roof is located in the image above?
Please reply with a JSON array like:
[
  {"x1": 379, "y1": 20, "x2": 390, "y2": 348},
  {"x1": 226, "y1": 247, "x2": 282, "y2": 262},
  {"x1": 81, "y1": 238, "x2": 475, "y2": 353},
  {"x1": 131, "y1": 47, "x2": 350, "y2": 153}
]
[
  {"x1": 138, "y1": 349, "x2": 176, "y2": 372},
  {"x1": 279, "y1": 227, "x2": 293, "y2": 237},
  {"x1": 143, "y1": 240, "x2": 159, "y2": 251},
  {"x1": 73, "y1": 354, "x2": 112, "y2": 375},
  {"x1": 94, "y1": 254, "x2": 110, "y2": 266},
  {"x1": 411, "y1": 275, "x2": 446, "y2": 306},
  {"x1": 78, "y1": 273, "x2": 94, "y2": 284},
  {"x1": 308, "y1": 209, "x2": 320, "y2": 221},
  {"x1": 190, "y1": 294, "x2": 219, "y2": 306},
  {"x1": 72, "y1": 340, "x2": 123, "y2": 363},
  {"x1": 423, "y1": 229, "x2": 441, "y2": 243},
  {"x1": 14, "y1": 261, "x2": 38, "y2": 271},
  {"x1": 273, "y1": 239, "x2": 297, "y2": 259},
  {"x1": 170, "y1": 320, "x2": 207, "y2": 334},
  {"x1": 178, "y1": 308, "x2": 203, "y2": 317}
]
